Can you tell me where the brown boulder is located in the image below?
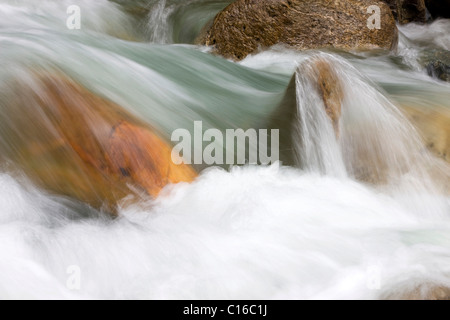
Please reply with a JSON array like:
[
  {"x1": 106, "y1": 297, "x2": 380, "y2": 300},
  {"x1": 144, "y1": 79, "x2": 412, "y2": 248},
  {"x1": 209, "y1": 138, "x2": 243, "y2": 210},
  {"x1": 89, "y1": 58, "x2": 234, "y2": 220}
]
[
  {"x1": 313, "y1": 60, "x2": 344, "y2": 137},
  {"x1": 201, "y1": 0, "x2": 398, "y2": 61},
  {"x1": 297, "y1": 57, "x2": 344, "y2": 137},
  {"x1": 0, "y1": 73, "x2": 197, "y2": 214},
  {"x1": 381, "y1": 0, "x2": 398, "y2": 19}
]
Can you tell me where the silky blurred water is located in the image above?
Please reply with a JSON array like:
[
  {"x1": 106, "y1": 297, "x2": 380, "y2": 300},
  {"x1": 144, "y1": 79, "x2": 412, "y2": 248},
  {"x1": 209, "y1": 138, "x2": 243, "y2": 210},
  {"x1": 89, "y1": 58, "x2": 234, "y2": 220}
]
[{"x1": 0, "y1": 0, "x2": 449, "y2": 299}]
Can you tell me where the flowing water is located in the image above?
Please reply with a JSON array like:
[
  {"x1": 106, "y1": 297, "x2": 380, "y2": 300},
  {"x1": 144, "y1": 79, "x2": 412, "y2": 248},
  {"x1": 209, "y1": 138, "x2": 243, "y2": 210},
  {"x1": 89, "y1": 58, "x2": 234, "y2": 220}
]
[{"x1": 1, "y1": 0, "x2": 450, "y2": 299}]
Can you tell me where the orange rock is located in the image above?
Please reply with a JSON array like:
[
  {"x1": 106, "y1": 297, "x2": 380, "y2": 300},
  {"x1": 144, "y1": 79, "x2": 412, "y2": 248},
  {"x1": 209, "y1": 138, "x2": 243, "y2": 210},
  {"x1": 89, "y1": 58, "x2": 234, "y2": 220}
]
[
  {"x1": 314, "y1": 59, "x2": 344, "y2": 136},
  {"x1": 0, "y1": 73, "x2": 196, "y2": 214},
  {"x1": 298, "y1": 57, "x2": 344, "y2": 137},
  {"x1": 107, "y1": 121, "x2": 197, "y2": 197}
]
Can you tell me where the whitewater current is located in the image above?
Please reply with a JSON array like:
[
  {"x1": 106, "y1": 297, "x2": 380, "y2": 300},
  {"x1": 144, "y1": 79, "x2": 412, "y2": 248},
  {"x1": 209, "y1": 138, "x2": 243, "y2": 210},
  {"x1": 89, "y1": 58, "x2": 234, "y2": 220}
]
[{"x1": 0, "y1": 0, "x2": 450, "y2": 299}]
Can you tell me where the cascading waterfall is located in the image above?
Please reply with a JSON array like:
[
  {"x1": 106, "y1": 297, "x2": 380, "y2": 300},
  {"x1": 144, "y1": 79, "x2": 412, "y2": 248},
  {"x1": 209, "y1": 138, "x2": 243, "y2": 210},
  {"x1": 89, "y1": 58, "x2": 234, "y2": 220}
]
[
  {"x1": 294, "y1": 57, "x2": 347, "y2": 178},
  {"x1": 0, "y1": 0, "x2": 450, "y2": 300},
  {"x1": 147, "y1": 0, "x2": 174, "y2": 43},
  {"x1": 294, "y1": 54, "x2": 450, "y2": 218}
]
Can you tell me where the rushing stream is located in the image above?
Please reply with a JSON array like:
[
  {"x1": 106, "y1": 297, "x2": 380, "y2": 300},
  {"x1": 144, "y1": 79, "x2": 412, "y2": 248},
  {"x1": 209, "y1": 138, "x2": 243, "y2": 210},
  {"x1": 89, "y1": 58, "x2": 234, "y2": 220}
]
[{"x1": 0, "y1": 0, "x2": 450, "y2": 299}]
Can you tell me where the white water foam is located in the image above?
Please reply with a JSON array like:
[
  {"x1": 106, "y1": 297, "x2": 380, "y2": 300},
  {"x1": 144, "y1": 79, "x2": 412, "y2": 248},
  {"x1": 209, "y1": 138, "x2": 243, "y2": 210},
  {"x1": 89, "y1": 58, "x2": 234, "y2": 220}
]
[
  {"x1": 1, "y1": 0, "x2": 450, "y2": 301},
  {"x1": 147, "y1": 0, "x2": 176, "y2": 43},
  {"x1": 0, "y1": 165, "x2": 449, "y2": 299}
]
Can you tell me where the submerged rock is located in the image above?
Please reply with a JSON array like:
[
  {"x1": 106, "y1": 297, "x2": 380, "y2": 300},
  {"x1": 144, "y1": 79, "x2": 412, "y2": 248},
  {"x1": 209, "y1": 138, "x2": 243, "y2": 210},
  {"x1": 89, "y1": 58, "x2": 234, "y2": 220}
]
[
  {"x1": 421, "y1": 50, "x2": 450, "y2": 83},
  {"x1": 201, "y1": 0, "x2": 398, "y2": 61},
  {"x1": 427, "y1": 61, "x2": 450, "y2": 82},
  {"x1": 400, "y1": 105, "x2": 450, "y2": 164},
  {"x1": 0, "y1": 73, "x2": 197, "y2": 214},
  {"x1": 382, "y1": 283, "x2": 450, "y2": 300},
  {"x1": 398, "y1": 103, "x2": 450, "y2": 193}
]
